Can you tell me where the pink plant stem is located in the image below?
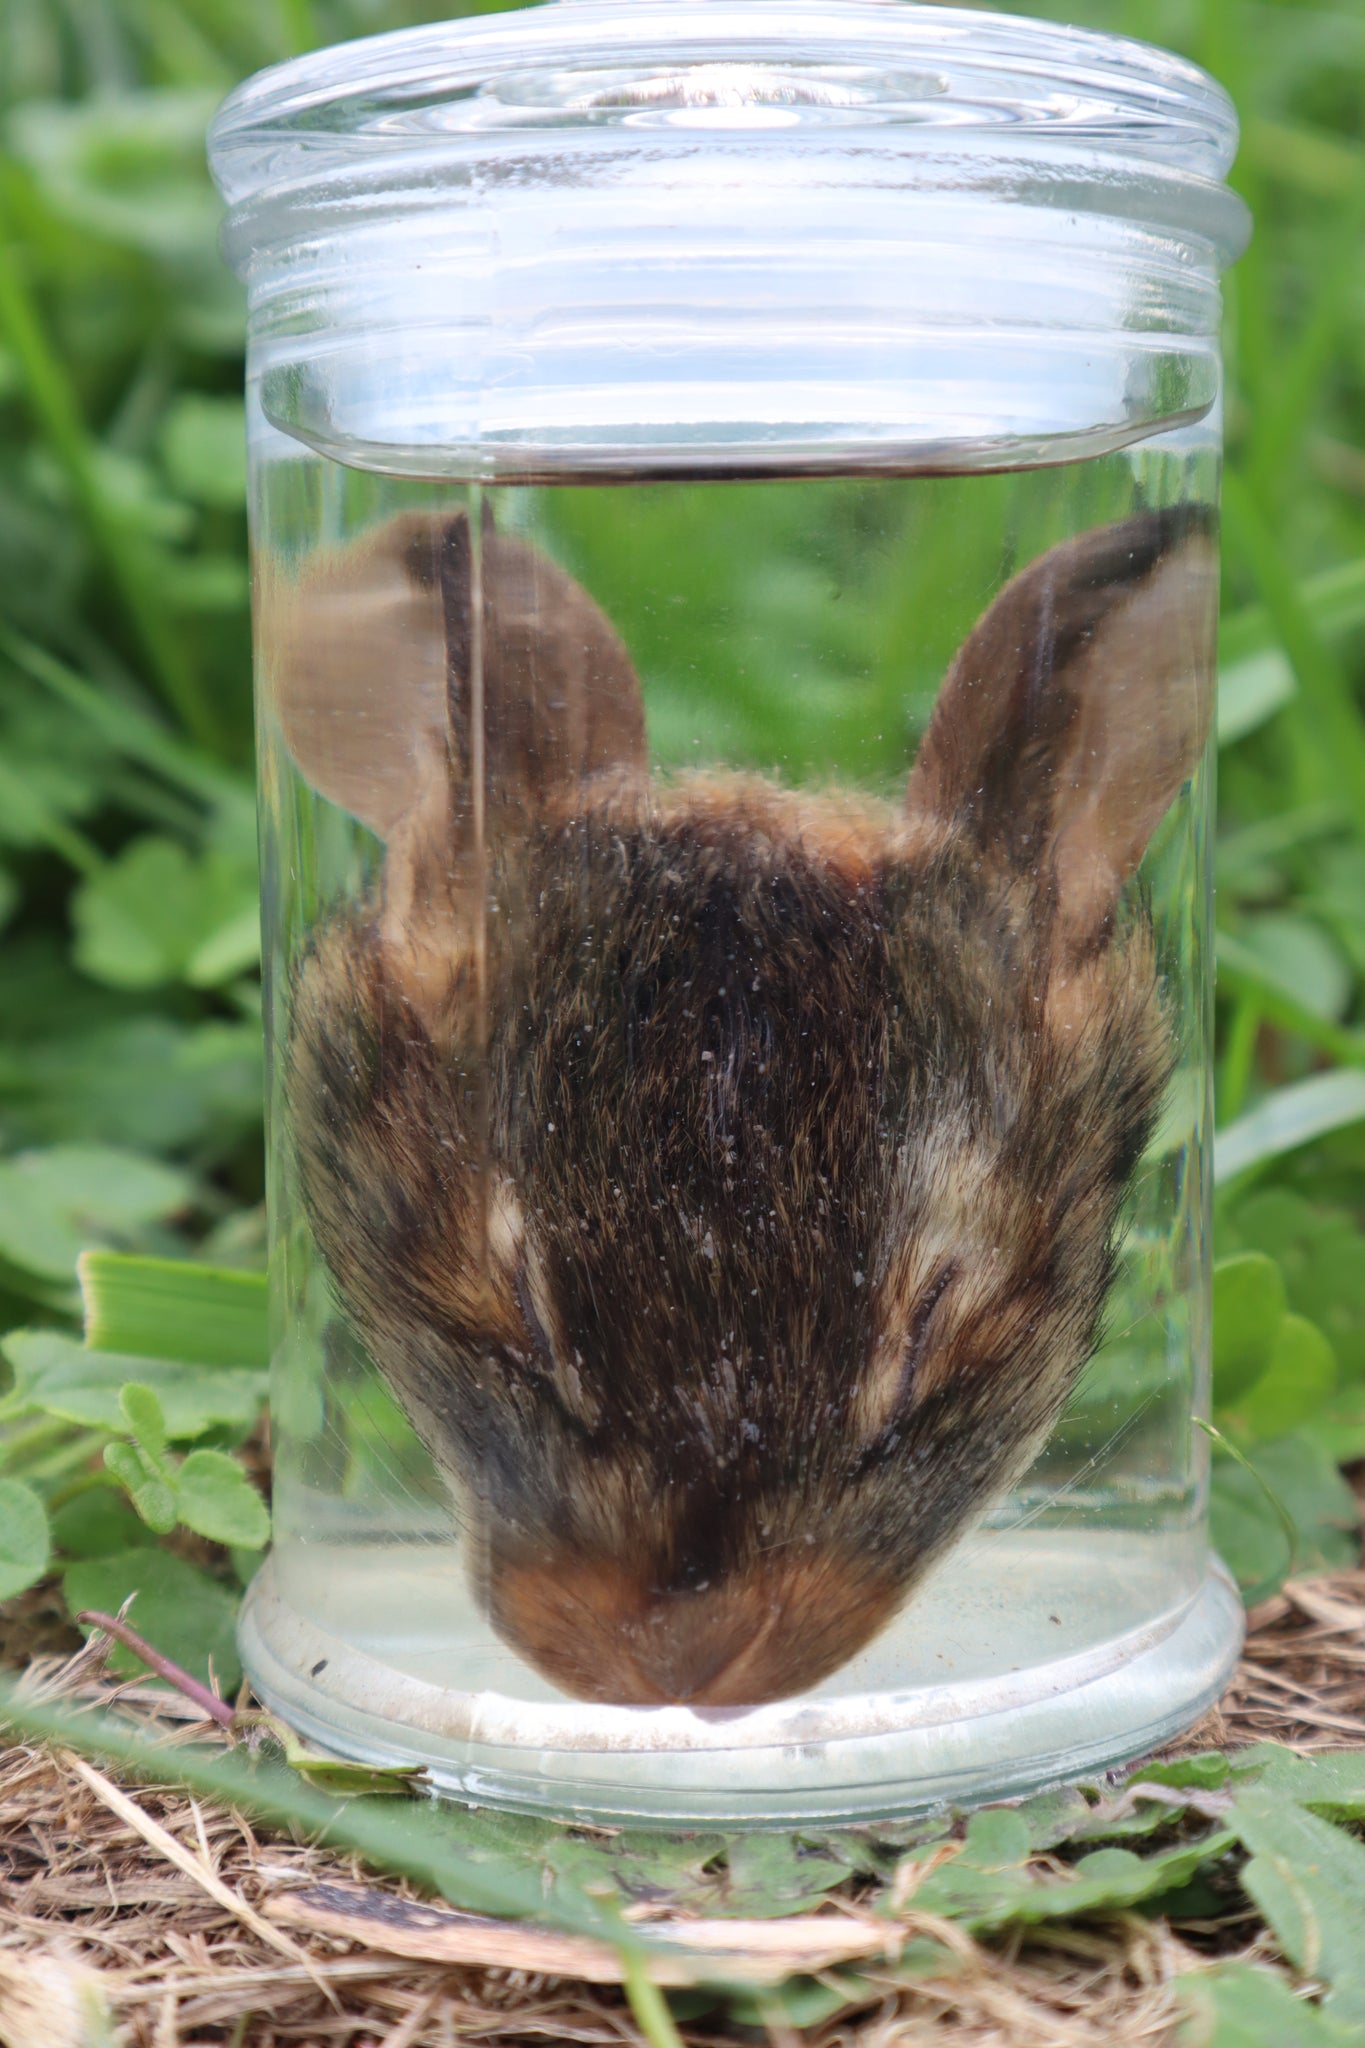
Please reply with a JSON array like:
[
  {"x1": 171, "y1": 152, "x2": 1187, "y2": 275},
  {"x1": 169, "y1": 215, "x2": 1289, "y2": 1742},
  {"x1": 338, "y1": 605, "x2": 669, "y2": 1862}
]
[{"x1": 76, "y1": 1609, "x2": 236, "y2": 1729}]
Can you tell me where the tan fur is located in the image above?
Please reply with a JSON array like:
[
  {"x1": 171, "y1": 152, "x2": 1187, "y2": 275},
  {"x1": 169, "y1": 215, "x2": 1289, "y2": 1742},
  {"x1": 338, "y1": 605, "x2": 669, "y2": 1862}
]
[{"x1": 487, "y1": 1547, "x2": 902, "y2": 1707}]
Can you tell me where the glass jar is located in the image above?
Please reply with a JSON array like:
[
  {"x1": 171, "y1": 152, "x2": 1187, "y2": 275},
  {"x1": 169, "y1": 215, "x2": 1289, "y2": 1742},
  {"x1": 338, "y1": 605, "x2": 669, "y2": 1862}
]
[{"x1": 210, "y1": 0, "x2": 1250, "y2": 1823}]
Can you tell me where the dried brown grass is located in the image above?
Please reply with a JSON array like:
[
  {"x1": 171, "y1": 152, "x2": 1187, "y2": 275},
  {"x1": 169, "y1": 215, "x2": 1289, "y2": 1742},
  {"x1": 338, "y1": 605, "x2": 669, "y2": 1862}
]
[
  {"x1": 1209, "y1": 1570, "x2": 1365, "y2": 1748},
  {"x1": 2, "y1": 1571, "x2": 1364, "y2": 2047}
]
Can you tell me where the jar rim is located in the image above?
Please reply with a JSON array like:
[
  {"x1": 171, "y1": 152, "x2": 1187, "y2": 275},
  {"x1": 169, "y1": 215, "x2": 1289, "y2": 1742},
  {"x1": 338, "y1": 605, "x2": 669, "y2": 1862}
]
[
  {"x1": 209, "y1": 0, "x2": 1243, "y2": 228},
  {"x1": 214, "y1": 1, "x2": 1247, "y2": 478}
]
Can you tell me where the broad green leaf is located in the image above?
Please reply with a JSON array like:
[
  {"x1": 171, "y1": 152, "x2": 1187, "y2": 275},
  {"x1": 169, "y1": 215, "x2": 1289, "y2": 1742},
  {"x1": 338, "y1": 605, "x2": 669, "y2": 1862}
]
[
  {"x1": 159, "y1": 394, "x2": 247, "y2": 508},
  {"x1": 722, "y1": 1833, "x2": 851, "y2": 1916},
  {"x1": 1304, "y1": 1398, "x2": 1365, "y2": 1467},
  {"x1": 1177, "y1": 1963, "x2": 1360, "y2": 2047},
  {"x1": 1292, "y1": 1228, "x2": 1365, "y2": 1385},
  {"x1": 1135, "y1": 1754, "x2": 1232, "y2": 1792},
  {"x1": 1229, "y1": 1790, "x2": 1365, "y2": 2024},
  {"x1": 1233, "y1": 1315, "x2": 1337, "y2": 1441},
  {"x1": 1212, "y1": 1434, "x2": 1359, "y2": 1599},
  {"x1": 425, "y1": 1800, "x2": 567, "y2": 1871},
  {"x1": 726, "y1": 1969, "x2": 904, "y2": 2032},
  {"x1": 1215, "y1": 1072, "x2": 1365, "y2": 1183},
  {"x1": 49, "y1": 1487, "x2": 156, "y2": 1559},
  {"x1": 1210, "y1": 1461, "x2": 1296, "y2": 1601},
  {"x1": 0, "y1": 1146, "x2": 193, "y2": 1282},
  {"x1": 71, "y1": 836, "x2": 257, "y2": 991},
  {"x1": 230, "y1": 1544, "x2": 264, "y2": 1587},
  {"x1": 1229, "y1": 1745, "x2": 1365, "y2": 1821},
  {"x1": 1225, "y1": 1191, "x2": 1365, "y2": 1384},
  {"x1": 119, "y1": 1380, "x2": 168, "y2": 1461},
  {"x1": 905, "y1": 1830, "x2": 1234, "y2": 1931},
  {"x1": 14, "y1": 1017, "x2": 262, "y2": 1154},
  {"x1": 1010, "y1": 1786, "x2": 1094, "y2": 1848},
  {"x1": 1246, "y1": 1436, "x2": 1361, "y2": 1571},
  {"x1": 79, "y1": 448, "x2": 195, "y2": 545},
  {"x1": 544, "y1": 1825, "x2": 728, "y2": 1918},
  {"x1": 2, "y1": 1330, "x2": 266, "y2": 1439},
  {"x1": 6, "y1": 89, "x2": 224, "y2": 262},
  {"x1": 0, "y1": 1477, "x2": 50, "y2": 1600},
  {"x1": 62, "y1": 1548, "x2": 241, "y2": 1692},
  {"x1": 185, "y1": 901, "x2": 260, "y2": 986},
  {"x1": 174, "y1": 1447, "x2": 270, "y2": 1548},
  {"x1": 1212, "y1": 1254, "x2": 1287, "y2": 1403},
  {"x1": 1066, "y1": 1792, "x2": 1205, "y2": 1844},
  {"x1": 1228, "y1": 1188, "x2": 1327, "y2": 1267},
  {"x1": 79, "y1": 1253, "x2": 268, "y2": 1370},
  {"x1": 0, "y1": 688, "x2": 113, "y2": 850},
  {"x1": 1302, "y1": 1244, "x2": 1365, "y2": 1379},
  {"x1": 959, "y1": 1808, "x2": 1032, "y2": 1870}
]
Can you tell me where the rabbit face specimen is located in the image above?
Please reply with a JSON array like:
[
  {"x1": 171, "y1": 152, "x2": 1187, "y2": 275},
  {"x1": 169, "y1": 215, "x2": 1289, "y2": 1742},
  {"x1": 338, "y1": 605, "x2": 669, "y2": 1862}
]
[{"x1": 267, "y1": 500, "x2": 1216, "y2": 1707}]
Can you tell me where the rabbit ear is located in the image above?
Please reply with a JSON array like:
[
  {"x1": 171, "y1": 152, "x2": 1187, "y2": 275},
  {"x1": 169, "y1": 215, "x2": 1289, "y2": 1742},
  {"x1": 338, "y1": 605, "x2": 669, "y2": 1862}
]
[
  {"x1": 262, "y1": 510, "x2": 646, "y2": 1027},
  {"x1": 258, "y1": 511, "x2": 451, "y2": 842},
  {"x1": 904, "y1": 507, "x2": 1217, "y2": 956},
  {"x1": 260, "y1": 509, "x2": 646, "y2": 842},
  {"x1": 471, "y1": 516, "x2": 648, "y2": 819}
]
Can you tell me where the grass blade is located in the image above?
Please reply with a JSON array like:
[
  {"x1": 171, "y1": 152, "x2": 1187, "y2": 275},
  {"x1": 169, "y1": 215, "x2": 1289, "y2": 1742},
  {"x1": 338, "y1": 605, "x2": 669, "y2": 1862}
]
[
  {"x1": 0, "y1": 626, "x2": 240, "y2": 807},
  {"x1": 1221, "y1": 472, "x2": 1365, "y2": 820},
  {"x1": 1215, "y1": 1071, "x2": 1365, "y2": 1183},
  {"x1": 1214, "y1": 934, "x2": 1365, "y2": 1069},
  {"x1": 79, "y1": 1253, "x2": 269, "y2": 1370},
  {"x1": 0, "y1": 164, "x2": 220, "y2": 752},
  {"x1": 1214, "y1": 559, "x2": 1365, "y2": 745},
  {"x1": 1248, "y1": 160, "x2": 1365, "y2": 498},
  {"x1": 623, "y1": 1952, "x2": 688, "y2": 2048},
  {"x1": 0, "y1": 1680, "x2": 649, "y2": 1956},
  {"x1": 1220, "y1": 557, "x2": 1365, "y2": 665}
]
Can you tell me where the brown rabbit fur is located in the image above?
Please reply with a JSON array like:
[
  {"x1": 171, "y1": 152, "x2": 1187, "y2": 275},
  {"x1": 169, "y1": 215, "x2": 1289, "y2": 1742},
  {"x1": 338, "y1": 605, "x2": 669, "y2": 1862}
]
[{"x1": 274, "y1": 500, "x2": 1217, "y2": 1707}]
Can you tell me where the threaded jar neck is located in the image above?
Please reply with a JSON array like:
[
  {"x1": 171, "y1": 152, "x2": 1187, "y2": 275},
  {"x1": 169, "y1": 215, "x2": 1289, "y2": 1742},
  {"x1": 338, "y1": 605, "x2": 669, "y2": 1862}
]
[{"x1": 209, "y1": 1, "x2": 1249, "y2": 480}]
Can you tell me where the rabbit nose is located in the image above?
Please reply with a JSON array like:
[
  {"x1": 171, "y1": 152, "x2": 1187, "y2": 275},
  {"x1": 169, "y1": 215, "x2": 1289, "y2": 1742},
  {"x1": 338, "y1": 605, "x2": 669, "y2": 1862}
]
[{"x1": 486, "y1": 1549, "x2": 901, "y2": 1707}]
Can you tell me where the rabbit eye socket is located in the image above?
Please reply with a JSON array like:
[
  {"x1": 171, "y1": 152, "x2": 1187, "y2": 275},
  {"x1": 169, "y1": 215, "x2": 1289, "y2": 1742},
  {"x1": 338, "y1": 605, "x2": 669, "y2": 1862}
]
[
  {"x1": 512, "y1": 1261, "x2": 605, "y2": 1438},
  {"x1": 848, "y1": 1258, "x2": 961, "y2": 1478},
  {"x1": 513, "y1": 1262, "x2": 556, "y2": 1371},
  {"x1": 893, "y1": 1259, "x2": 959, "y2": 1410}
]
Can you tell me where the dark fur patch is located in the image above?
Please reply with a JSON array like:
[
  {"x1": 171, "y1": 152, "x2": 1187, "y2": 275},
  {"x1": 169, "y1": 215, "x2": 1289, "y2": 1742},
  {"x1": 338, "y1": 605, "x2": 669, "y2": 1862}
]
[{"x1": 287, "y1": 781, "x2": 1172, "y2": 1700}]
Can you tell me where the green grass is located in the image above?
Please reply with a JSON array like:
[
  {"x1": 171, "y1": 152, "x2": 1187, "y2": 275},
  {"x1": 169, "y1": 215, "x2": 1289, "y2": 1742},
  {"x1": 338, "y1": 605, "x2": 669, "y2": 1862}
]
[{"x1": 1, "y1": 0, "x2": 1364, "y2": 2038}]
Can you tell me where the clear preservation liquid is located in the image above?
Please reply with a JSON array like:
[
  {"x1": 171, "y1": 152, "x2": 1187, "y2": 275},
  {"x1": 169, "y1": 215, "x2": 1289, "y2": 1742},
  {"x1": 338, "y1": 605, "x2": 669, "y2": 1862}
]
[{"x1": 253, "y1": 428, "x2": 1218, "y2": 1772}]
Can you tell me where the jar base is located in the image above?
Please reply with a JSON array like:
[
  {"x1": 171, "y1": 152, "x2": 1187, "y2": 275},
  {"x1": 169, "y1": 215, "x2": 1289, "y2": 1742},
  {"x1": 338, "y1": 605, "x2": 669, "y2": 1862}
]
[{"x1": 238, "y1": 1553, "x2": 1244, "y2": 1825}]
